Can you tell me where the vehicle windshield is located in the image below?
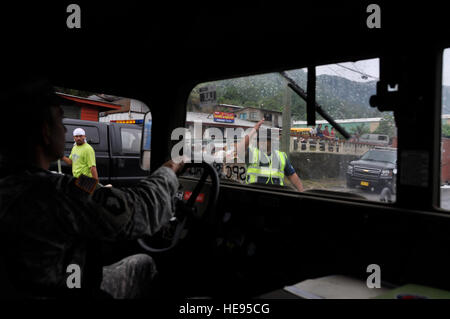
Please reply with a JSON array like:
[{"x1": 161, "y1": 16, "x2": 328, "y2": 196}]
[
  {"x1": 184, "y1": 57, "x2": 398, "y2": 203},
  {"x1": 360, "y1": 150, "x2": 396, "y2": 164}
]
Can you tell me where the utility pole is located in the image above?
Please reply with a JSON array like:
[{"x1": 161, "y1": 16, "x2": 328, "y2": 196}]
[{"x1": 281, "y1": 85, "x2": 291, "y2": 153}]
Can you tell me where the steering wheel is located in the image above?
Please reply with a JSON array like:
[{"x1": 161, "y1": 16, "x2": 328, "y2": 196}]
[{"x1": 137, "y1": 161, "x2": 220, "y2": 253}]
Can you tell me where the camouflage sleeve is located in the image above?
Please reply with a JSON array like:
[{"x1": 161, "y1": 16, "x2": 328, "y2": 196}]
[{"x1": 54, "y1": 166, "x2": 179, "y2": 241}]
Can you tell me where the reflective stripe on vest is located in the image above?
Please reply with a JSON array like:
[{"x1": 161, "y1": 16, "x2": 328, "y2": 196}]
[{"x1": 245, "y1": 147, "x2": 286, "y2": 185}]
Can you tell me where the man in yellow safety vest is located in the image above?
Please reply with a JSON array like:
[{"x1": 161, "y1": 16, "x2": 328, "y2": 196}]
[{"x1": 237, "y1": 120, "x2": 304, "y2": 192}]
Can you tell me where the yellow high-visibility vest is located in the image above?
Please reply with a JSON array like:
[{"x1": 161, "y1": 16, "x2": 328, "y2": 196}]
[{"x1": 245, "y1": 147, "x2": 287, "y2": 185}]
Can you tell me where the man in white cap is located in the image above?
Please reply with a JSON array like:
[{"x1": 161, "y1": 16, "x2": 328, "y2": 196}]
[{"x1": 61, "y1": 127, "x2": 98, "y2": 180}]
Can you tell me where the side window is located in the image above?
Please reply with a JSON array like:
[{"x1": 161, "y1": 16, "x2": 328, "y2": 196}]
[
  {"x1": 121, "y1": 128, "x2": 142, "y2": 154},
  {"x1": 185, "y1": 58, "x2": 396, "y2": 202},
  {"x1": 55, "y1": 86, "x2": 152, "y2": 171},
  {"x1": 441, "y1": 48, "x2": 450, "y2": 209}
]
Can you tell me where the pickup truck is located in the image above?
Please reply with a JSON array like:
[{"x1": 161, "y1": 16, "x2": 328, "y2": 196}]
[{"x1": 49, "y1": 118, "x2": 150, "y2": 187}]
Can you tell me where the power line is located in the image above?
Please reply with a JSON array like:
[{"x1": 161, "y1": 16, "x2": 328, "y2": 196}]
[
  {"x1": 326, "y1": 65, "x2": 345, "y2": 78},
  {"x1": 335, "y1": 63, "x2": 379, "y2": 80},
  {"x1": 351, "y1": 62, "x2": 373, "y2": 81},
  {"x1": 351, "y1": 62, "x2": 364, "y2": 74}
]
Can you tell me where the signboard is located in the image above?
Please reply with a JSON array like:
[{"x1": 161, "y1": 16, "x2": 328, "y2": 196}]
[
  {"x1": 213, "y1": 111, "x2": 235, "y2": 123},
  {"x1": 199, "y1": 85, "x2": 217, "y2": 109}
]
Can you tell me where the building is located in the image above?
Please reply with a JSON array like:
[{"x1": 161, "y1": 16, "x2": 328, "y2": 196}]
[
  {"x1": 442, "y1": 114, "x2": 450, "y2": 125},
  {"x1": 215, "y1": 104, "x2": 245, "y2": 113},
  {"x1": 234, "y1": 106, "x2": 282, "y2": 128},
  {"x1": 56, "y1": 91, "x2": 151, "y2": 123},
  {"x1": 186, "y1": 111, "x2": 273, "y2": 139},
  {"x1": 293, "y1": 117, "x2": 382, "y2": 133},
  {"x1": 57, "y1": 93, "x2": 122, "y2": 121},
  {"x1": 96, "y1": 95, "x2": 150, "y2": 123}
]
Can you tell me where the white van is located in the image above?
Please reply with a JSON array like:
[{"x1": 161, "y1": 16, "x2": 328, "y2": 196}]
[{"x1": 358, "y1": 134, "x2": 390, "y2": 146}]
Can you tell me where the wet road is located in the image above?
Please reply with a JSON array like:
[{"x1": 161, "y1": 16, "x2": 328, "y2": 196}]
[
  {"x1": 330, "y1": 185, "x2": 450, "y2": 209},
  {"x1": 329, "y1": 185, "x2": 395, "y2": 202},
  {"x1": 441, "y1": 187, "x2": 450, "y2": 210}
]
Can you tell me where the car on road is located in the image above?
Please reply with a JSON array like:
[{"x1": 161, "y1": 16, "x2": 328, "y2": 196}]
[
  {"x1": 346, "y1": 147, "x2": 397, "y2": 193},
  {"x1": 358, "y1": 134, "x2": 390, "y2": 146}
]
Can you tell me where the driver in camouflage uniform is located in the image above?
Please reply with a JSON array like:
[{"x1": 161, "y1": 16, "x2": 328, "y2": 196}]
[{"x1": 0, "y1": 76, "x2": 183, "y2": 299}]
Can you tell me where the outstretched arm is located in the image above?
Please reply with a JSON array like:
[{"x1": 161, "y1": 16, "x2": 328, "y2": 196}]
[
  {"x1": 50, "y1": 160, "x2": 184, "y2": 241},
  {"x1": 236, "y1": 119, "x2": 264, "y2": 156},
  {"x1": 288, "y1": 173, "x2": 304, "y2": 192}
]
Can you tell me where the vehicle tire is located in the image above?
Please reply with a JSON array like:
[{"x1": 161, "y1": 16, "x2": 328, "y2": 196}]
[
  {"x1": 346, "y1": 179, "x2": 355, "y2": 189},
  {"x1": 380, "y1": 187, "x2": 393, "y2": 203}
]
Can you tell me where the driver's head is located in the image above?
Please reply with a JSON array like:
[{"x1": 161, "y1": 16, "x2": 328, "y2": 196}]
[{"x1": 0, "y1": 75, "x2": 66, "y2": 167}]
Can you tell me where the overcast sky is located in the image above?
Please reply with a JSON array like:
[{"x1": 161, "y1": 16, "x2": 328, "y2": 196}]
[
  {"x1": 317, "y1": 54, "x2": 450, "y2": 87},
  {"x1": 444, "y1": 49, "x2": 450, "y2": 86},
  {"x1": 316, "y1": 58, "x2": 379, "y2": 83}
]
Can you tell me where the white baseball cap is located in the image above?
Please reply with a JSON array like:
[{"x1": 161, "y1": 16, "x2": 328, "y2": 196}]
[{"x1": 73, "y1": 128, "x2": 86, "y2": 136}]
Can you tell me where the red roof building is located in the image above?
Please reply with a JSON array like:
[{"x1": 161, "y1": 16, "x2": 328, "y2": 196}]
[{"x1": 56, "y1": 92, "x2": 122, "y2": 121}]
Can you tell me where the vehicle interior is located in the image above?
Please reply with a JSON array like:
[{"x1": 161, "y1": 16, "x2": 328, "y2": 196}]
[{"x1": 4, "y1": 1, "x2": 450, "y2": 299}]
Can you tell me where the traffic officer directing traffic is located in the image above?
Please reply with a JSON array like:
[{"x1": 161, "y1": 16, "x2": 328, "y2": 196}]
[
  {"x1": 237, "y1": 120, "x2": 304, "y2": 192},
  {"x1": 62, "y1": 128, "x2": 99, "y2": 180}
]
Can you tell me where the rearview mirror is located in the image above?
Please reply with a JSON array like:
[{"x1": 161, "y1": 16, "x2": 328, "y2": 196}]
[{"x1": 140, "y1": 112, "x2": 152, "y2": 171}]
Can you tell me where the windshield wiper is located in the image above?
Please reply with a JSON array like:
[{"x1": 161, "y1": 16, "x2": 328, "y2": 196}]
[{"x1": 279, "y1": 71, "x2": 351, "y2": 139}]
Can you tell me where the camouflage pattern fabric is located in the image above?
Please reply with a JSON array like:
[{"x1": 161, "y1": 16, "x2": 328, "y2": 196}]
[
  {"x1": 101, "y1": 254, "x2": 158, "y2": 299},
  {"x1": 0, "y1": 164, "x2": 178, "y2": 298}
]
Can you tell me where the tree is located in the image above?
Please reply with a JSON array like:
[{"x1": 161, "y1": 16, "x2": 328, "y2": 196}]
[
  {"x1": 187, "y1": 86, "x2": 201, "y2": 112},
  {"x1": 373, "y1": 113, "x2": 396, "y2": 137},
  {"x1": 185, "y1": 71, "x2": 383, "y2": 120},
  {"x1": 443, "y1": 123, "x2": 450, "y2": 137},
  {"x1": 350, "y1": 124, "x2": 370, "y2": 141}
]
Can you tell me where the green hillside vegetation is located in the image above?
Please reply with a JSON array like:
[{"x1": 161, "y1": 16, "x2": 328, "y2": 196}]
[
  {"x1": 187, "y1": 70, "x2": 383, "y2": 120},
  {"x1": 443, "y1": 124, "x2": 450, "y2": 137}
]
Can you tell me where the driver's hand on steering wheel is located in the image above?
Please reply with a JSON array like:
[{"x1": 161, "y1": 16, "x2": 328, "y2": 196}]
[{"x1": 163, "y1": 159, "x2": 185, "y2": 175}]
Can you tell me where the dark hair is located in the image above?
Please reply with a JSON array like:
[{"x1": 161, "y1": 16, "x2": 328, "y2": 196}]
[{"x1": 0, "y1": 76, "x2": 61, "y2": 160}]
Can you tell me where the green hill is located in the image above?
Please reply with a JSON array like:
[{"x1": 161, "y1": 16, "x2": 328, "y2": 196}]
[{"x1": 189, "y1": 70, "x2": 450, "y2": 120}]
